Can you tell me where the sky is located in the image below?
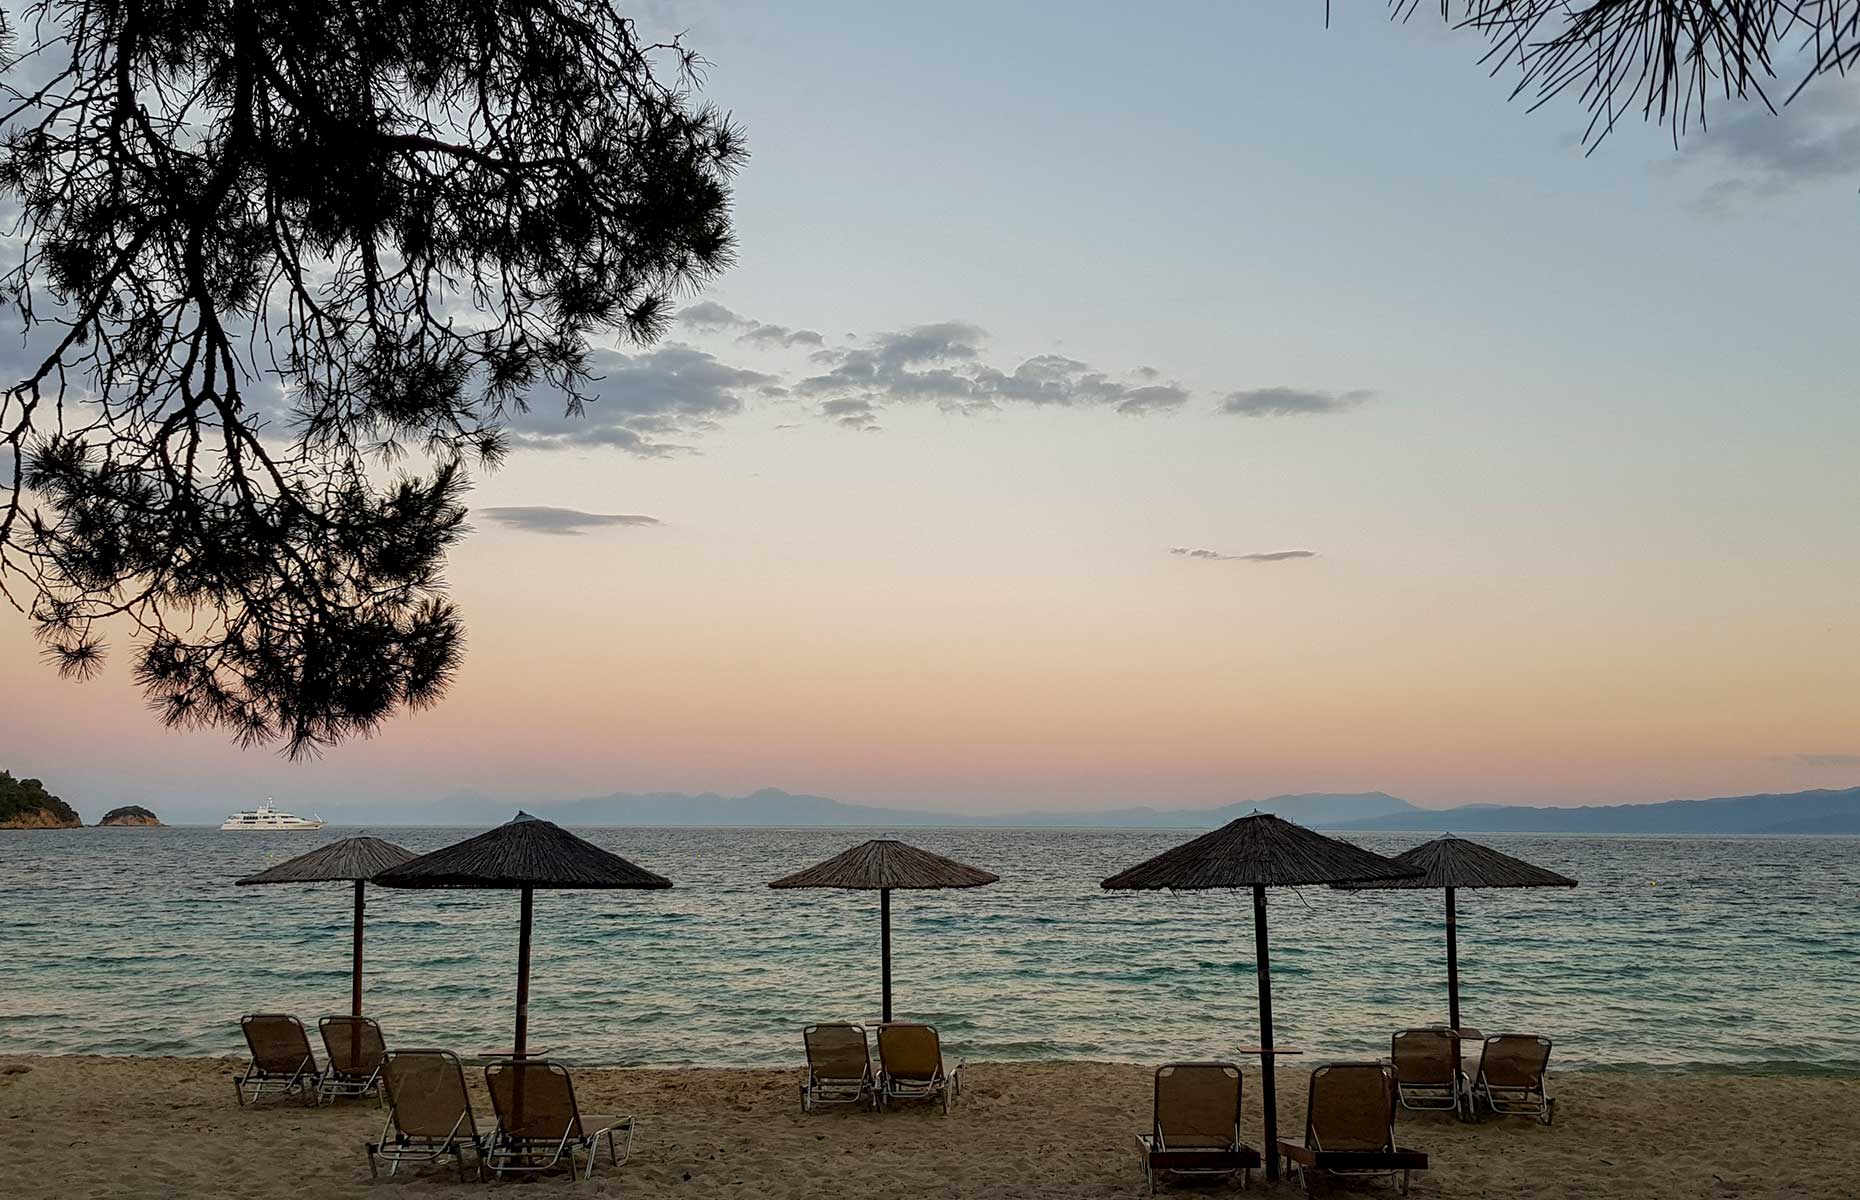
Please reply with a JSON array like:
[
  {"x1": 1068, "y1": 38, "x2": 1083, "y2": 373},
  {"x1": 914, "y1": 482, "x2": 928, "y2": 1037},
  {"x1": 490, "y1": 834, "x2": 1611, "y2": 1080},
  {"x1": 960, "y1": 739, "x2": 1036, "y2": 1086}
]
[{"x1": 3, "y1": 2, "x2": 1859, "y2": 823}]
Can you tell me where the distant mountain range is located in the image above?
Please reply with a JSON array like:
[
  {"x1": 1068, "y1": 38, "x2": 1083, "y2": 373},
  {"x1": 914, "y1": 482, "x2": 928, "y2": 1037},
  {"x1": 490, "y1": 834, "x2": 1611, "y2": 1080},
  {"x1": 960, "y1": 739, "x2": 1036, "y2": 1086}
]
[
  {"x1": 546, "y1": 789, "x2": 1417, "y2": 830},
  {"x1": 538, "y1": 785, "x2": 1860, "y2": 835},
  {"x1": 156, "y1": 782, "x2": 1860, "y2": 834},
  {"x1": 1340, "y1": 787, "x2": 1860, "y2": 835}
]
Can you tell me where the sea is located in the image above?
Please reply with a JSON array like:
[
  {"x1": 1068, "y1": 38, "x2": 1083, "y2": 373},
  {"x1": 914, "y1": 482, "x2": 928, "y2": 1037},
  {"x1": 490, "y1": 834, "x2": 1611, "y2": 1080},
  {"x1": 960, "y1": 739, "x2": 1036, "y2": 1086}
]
[{"x1": 2, "y1": 827, "x2": 1856, "y2": 1072}]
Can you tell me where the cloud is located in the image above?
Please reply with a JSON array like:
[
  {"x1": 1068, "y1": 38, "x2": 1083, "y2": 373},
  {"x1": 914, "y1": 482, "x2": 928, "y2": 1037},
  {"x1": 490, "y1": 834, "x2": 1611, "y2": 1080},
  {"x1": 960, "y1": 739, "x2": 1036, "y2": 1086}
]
[
  {"x1": 676, "y1": 301, "x2": 823, "y2": 349},
  {"x1": 792, "y1": 326, "x2": 1216, "y2": 423},
  {"x1": 819, "y1": 397, "x2": 881, "y2": 431},
  {"x1": 1221, "y1": 387, "x2": 1372, "y2": 417},
  {"x1": 1116, "y1": 384, "x2": 1190, "y2": 415},
  {"x1": 674, "y1": 301, "x2": 747, "y2": 334},
  {"x1": 1171, "y1": 547, "x2": 1317, "y2": 562},
  {"x1": 1773, "y1": 753, "x2": 1860, "y2": 768},
  {"x1": 479, "y1": 507, "x2": 661, "y2": 536},
  {"x1": 506, "y1": 343, "x2": 778, "y2": 456},
  {"x1": 617, "y1": 306, "x2": 1379, "y2": 441},
  {"x1": 743, "y1": 324, "x2": 825, "y2": 348},
  {"x1": 1680, "y1": 78, "x2": 1860, "y2": 211}
]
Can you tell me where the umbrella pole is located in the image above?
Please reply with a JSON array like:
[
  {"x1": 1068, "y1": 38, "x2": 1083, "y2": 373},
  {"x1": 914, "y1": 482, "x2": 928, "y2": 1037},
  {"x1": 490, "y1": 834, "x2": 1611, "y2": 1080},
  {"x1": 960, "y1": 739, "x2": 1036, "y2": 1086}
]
[
  {"x1": 1253, "y1": 883, "x2": 1279, "y2": 1181},
  {"x1": 881, "y1": 887, "x2": 892, "y2": 1023},
  {"x1": 515, "y1": 885, "x2": 534, "y2": 1058},
  {"x1": 1446, "y1": 886, "x2": 1463, "y2": 1112},
  {"x1": 351, "y1": 881, "x2": 366, "y2": 1065},
  {"x1": 351, "y1": 881, "x2": 365, "y2": 1018},
  {"x1": 1446, "y1": 886, "x2": 1460, "y2": 1034}
]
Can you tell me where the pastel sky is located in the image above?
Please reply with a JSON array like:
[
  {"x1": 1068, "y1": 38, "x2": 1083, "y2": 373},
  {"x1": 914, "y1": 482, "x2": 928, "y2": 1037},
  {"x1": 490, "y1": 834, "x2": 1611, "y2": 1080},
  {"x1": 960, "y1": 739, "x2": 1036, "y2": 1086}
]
[{"x1": 4, "y1": 2, "x2": 1858, "y2": 822}]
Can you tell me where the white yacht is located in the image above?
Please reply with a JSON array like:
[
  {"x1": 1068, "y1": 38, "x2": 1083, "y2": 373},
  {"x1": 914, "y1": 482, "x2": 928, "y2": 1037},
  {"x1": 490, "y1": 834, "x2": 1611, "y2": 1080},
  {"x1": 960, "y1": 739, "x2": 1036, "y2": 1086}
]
[{"x1": 220, "y1": 801, "x2": 326, "y2": 831}]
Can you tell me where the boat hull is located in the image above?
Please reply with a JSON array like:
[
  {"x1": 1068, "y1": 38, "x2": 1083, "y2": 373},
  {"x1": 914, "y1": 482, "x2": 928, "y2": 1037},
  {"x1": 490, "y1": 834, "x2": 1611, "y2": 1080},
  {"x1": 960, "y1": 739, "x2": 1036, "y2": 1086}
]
[
  {"x1": 220, "y1": 802, "x2": 326, "y2": 830},
  {"x1": 219, "y1": 818, "x2": 327, "y2": 830}
]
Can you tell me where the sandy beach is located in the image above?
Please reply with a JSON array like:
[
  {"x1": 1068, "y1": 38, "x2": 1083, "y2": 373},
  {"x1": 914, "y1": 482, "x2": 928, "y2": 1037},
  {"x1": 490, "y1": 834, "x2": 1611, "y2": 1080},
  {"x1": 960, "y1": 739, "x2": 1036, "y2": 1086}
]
[{"x1": 2, "y1": 1054, "x2": 1853, "y2": 1198}]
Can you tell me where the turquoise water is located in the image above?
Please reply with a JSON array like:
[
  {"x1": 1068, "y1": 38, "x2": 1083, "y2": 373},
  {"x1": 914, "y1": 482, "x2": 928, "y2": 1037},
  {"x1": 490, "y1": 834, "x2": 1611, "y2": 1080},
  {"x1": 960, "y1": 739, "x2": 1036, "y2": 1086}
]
[{"x1": 2, "y1": 827, "x2": 1856, "y2": 1071}]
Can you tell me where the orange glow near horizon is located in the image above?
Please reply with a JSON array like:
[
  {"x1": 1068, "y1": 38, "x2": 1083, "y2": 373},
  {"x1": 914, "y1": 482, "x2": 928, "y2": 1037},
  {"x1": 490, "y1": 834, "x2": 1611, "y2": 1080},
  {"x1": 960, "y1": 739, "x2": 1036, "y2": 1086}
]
[{"x1": 6, "y1": 457, "x2": 1856, "y2": 819}]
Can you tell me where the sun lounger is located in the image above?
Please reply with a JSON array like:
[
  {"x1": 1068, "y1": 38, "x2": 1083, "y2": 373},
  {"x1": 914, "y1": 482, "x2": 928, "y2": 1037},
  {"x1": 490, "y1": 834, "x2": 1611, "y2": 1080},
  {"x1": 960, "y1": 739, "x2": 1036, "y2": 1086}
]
[
  {"x1": 876, "y1": 1022, "x2": 962, "y2": 1114},
  {"x1": 317, "y1": 1015, "x2": 387, "y2": 1104},
  {"x1": 484, "y1": 1059, "x2": 635, "y2": 1179},
  {"x1": 1277, "y1": 1062, "x2": 1428, "y2": 1196},
  {"x1": 801, "y1": 1023, "x2": 877, "y2": 1111},
  {"x1": 1134, "y1": 1062, "x2": 1262, "y2": 1193},
  {"x1": 1472, "y1": 1034, "x2": 1554, "y2": 1123},
  {"x1": 232, "y1": 1013, "x2": 322, "y2": 1106},
  {"x1": 1390, "y1": 1028, "x2": 1465, "y2": 1115},
  {"x1": 367, "y1": 1049, "x2": 489, "y2": 1181}
]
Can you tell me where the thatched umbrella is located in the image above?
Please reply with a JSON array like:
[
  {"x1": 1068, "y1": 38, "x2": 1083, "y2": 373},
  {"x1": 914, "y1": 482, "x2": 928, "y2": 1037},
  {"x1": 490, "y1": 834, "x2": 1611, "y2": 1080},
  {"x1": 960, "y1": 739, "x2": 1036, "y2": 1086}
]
[
  {"x1": 1336, "y1": 835, "x2": 1576, "y2": 1058},
  {"x1": 374, "y1": 812, "x2": 671, "y2": 1058},
  {"x1": 769, "y1": 838, "x2": 998, "y2": 1023},
  {"x1": 1102, "y1": 813, "x2": 1419, "y2": 1180},
  {"x1": 237, "y1": 836, "x2": 416, "y2": 1018}
]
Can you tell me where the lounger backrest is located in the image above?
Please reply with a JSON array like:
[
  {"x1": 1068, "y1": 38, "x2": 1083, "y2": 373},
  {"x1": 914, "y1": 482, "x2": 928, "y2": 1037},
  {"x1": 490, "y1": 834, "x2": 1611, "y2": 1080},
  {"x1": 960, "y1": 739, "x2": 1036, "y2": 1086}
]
[
  {"x1": 242, "y1": 1013, "x2": 316, "y2": 1074},
  {"x1": 1154, "y1": 1062, "x2": 1242, "y2": 1150},
  {"x1": 1480, "y1": 1035, "x2": 1551, "y2": 1087},
  {"x1": 877, "y1": 1023, "x2": 942, "y2": 1082},
  {"x1": 486, "y1": 1060, "x2": 582, "y2": 1141},
  {"x1": 804, "y1": 1023, "x2": 870, "y2": 1082},
  {"x1": 1305, "y1": 1063, "x2": 1396, "y2": 1152},
  {"x1": 383, "y1": 1050, "x2": 474, "y2": 1139},
  {"x1": 319, "y1": 1016, "x2": 387, "y2": 1075},
  {"x1": 1390, "y1": 1029, "x2": 1455, "y2": 1086}
]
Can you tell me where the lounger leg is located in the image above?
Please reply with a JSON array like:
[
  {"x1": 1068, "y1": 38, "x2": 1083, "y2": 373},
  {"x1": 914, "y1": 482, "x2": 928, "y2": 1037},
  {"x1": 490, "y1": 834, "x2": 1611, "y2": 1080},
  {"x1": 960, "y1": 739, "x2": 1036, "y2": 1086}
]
[{"x1": 1400, "y1": 1169, "x2": 1410, "y2": 1194}]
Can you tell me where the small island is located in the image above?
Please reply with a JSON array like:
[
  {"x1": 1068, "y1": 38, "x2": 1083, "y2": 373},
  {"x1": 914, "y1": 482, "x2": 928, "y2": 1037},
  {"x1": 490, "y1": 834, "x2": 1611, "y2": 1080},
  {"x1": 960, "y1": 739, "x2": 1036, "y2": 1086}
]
[
  {"x1": 0, "y1": 770, "x2": 82, "y2": 829},
  {"x1": 98, "y1": 805, "x2": 163, "y2": 827}
]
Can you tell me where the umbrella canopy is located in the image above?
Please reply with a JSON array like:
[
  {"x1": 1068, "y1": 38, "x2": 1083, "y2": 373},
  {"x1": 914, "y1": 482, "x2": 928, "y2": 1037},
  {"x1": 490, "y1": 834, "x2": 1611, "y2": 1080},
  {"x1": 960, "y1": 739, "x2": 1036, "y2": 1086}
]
[
  {"x1": 770, "y1": 838, "x2": 998, "y2": 1022},
  {"x1": 1102, "y1": 813, "x2": 1419, "y2": 1181},
  {"x1": 375, "y1": 813, "x2": 671, "y2": 1056},
  {"x1": 238, "y1": 835, "x2": 416, "y2": 885},
  {"x1": 1336, "y1": 835, "x2": 1577, "y2": 1053},
  {"x1": 1335, "y1": 834, "x2": 1578, "y2": 891},
  {"x1": 372, "y1": 813, "x2": 671, "y2": 890},
  {"x1": 769, "y1": 838, "x2": 999, "y2": 890},
  {"x1": 237, "y1": 835, "x2": 416, "y2": 1017},
  {"x1": 1101, "y1": 811, "x2": 1421, "y2": 890}
]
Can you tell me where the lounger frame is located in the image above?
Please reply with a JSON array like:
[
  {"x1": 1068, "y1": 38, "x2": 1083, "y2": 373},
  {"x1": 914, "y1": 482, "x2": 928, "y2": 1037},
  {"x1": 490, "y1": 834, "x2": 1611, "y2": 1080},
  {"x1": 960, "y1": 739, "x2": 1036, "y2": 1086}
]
[
  {"x1": 876, "y1": 1022, "x2": 962, "y2": 1114},
  {"x1": 800, "y1": 1022, "x2": 878, "y2": 1112},
  {"x1": 366, "y1": 1049, "x2": 488, "y2": 1182},
  {"x1": 484, "y1": 1059, "x2": 636, "y2": 1181},
  {"x1": 316, "y1": 1015, "x2": 387, "y2": 1105},
  {"x1": 1134, "y1": 1061, "x2": 1261, "y2": 1194},
  {"x1": 1471, "y1": 1033, "x2": 1555, "y2": 1124},
  {"x1": 1278, "y1": 1062, "x2": 1428, "y2": 1197},
  {"x1": 1390, "y1": 1028, "x2": 1467, "y2": 1117},
  {"x1": 231, "y1": 1013, "x2": 323, "y2": 1107}
]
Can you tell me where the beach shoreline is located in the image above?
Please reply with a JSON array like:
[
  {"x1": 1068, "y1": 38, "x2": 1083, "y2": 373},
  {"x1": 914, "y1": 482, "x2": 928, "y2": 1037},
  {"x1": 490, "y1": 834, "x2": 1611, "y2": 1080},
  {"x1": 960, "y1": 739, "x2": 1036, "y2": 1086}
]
[{"x1": 4, "y1": 1053, "x2": 1854, "y2": 1197}]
